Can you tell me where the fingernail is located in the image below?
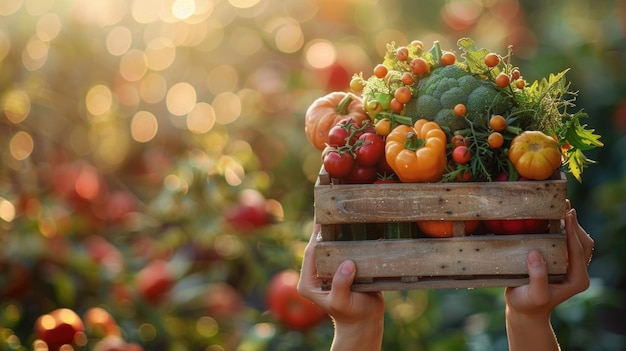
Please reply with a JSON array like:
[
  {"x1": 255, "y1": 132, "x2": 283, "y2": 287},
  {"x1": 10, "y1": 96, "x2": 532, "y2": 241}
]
[
  {"x1": 528, "y1": 250, "x2": 545, "y2": 268},
  {"x1": 340, "y1": 260, "x2": 355, "y2": 276}
]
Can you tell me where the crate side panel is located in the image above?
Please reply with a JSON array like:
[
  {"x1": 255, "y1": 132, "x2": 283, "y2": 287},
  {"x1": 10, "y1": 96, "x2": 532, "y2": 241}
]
[
  {"x1": 314, "y1": 180, "x2": 567, "y2": 224},
  {"x1": 315, "y1": 235, "x2": 567, "y2": 279}
]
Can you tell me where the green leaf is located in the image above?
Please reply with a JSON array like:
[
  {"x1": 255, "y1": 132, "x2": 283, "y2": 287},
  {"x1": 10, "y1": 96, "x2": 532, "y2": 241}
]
[
  {"x1": 565, "y1": 148, "x2": 596, "y2": 183},
  {"x1": 565, "y1": 117, "x2": 604, "y2": 150},
  {"x1": 457, "y1": 37, "x2": 498, "y2": 75}
]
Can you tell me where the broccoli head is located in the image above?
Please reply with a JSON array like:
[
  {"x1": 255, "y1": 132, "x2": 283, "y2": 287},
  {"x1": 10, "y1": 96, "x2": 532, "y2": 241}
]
[{"x1": 407, "y1": 65, "x2": 514, "y2": 132}]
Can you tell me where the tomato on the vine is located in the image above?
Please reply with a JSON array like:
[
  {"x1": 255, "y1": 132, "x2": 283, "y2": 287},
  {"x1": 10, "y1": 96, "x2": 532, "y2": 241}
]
[
  {"x1": 495, "y1": 73, "x2": 511, "y2": 88},
  {"x1": 389, "y1": 98, "x2": 404, "y2": 113},
  {"x1": 452, "y1": 145, "x2": 471, "y2": 164},
  {"x1": 401, "y1": 72, "x2": 414, "y2": 85},
  {"x1": 489, "y1": 115, "x2": 507, "y2": 132},
  {"x1": 441, "y1": 52, "x2": 456, "y2": 66},
  {"x1": 323, "y1": 150, "x2": 354, "y2": 179},
  {"x1": 327, "y1": 118, "x2": 360, "y2": 146},
  {"x1": 349, "y1": 77, "x2": 365, "y2": 92},
  {"x1": 453, "y1": 103, "x2": 466, "y2": 116},
  {"x1": 355, "y1": 132, "x2": 385, "y2": 166},
  {"x1": 451, "y1": 134, "x2": 470, "y2": 148},
  {"x1": 373, "y1": 64, "x2": 388, "y2": 79},
  {"x1": 394, "y1": 86, "x2": 412, "y2": 104},
  {"x1": 410, "y1": 58, "x2": 429, "y2": 75},
  {"x1": 345, "y1": 164, "x2": 378, "y2": 184},
  {"x1": 484, "y1": 53, "x2": 500, "y2": 68},
  {"x1": 487, "y1": 132, "x2": 504, "y2": 148},
  {"x1": 396, "y1": 46, "x2": 409, "y2": 62},
  {"x1": 374, "y1": 118, "x2": 392, "y2": 137}
]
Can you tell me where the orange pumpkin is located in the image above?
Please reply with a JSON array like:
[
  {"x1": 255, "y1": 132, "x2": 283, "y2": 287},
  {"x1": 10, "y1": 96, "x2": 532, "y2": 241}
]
[
  {"x1": 417, "y1": 220, "x2": 481, "y2": 238},
  {"x1": 304, "y1": 92, "x2": 370, "y2": 150}
]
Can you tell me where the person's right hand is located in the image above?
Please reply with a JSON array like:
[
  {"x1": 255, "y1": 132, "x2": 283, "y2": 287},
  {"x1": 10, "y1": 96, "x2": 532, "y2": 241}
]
[
  {"x1": 504, "y1": 202, "x2": 594, "y2": 351},
  {"x1": 297, "y1": 222, "x2": 385, "y2": 351}
]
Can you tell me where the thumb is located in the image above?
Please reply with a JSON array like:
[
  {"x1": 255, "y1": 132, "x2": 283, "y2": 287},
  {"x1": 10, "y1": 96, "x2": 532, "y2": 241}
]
[
  {"x1": 328, "y1": 260, "x2": 356, "y2": 302},
  {"x1": 526, "y1": 250, "x2": 550, "y2": 305}
]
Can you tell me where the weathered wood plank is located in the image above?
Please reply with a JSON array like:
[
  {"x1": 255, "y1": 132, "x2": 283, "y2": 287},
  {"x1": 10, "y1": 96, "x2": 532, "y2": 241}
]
[
  {"x1": 323, "y1": 275, "x2": 566, "y2": 292},
  {"x1": 314, "y1": 174, "x2": 567, "y2": 224},
  {"x1": 316, "y1": 234, "x2": 567, "y2": 280}
]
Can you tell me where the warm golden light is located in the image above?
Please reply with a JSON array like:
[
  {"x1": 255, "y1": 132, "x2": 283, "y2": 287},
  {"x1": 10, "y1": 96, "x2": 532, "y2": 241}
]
[
  {"x1": 86, "y1": 84, "x2": 113, "y2": 116},
  {"x1": 106, "y1": 26, "x2": 132, "y2": 56},
  {"x1": 0, "y1": 197, "x2": 16, "y2": 222},
  {"x1": 3, "y1": 89, "x2": 30, "y2": 124},
  {"x1": 166, "y1": 82, "x2": 197, "y2": 116},
  {"x1": 212, "y1": 92, "x2": 241, "y2": 125},
  {"x1": 187, "y1": 102, "x2": 216, "y2": 134},
  {"x1": 9, "y1": 131, "x2": 34, "y2": 161},
  {"x1": 305, "y1": 39, "x2": 336, "y2": 69},
  {"x1": 131, "y1": 111, "x2": 158, "y2": 143}
]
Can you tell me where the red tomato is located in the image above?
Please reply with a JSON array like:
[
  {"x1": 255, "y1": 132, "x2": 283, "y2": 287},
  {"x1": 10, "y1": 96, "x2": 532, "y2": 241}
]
[
  {"x1": 345, "y1": 165, "x2": 378, "y2": 184},
  {"x1": 323, "y1": 150, "x2": 355, "y2": 179},
  {"x1": 267, "y1": 270, "x2": 328, "y2": 331},
  {"x1": 224, "y1": 189, "x2": 273, "y2": 232},
  {"x1": 452, "y1": 145, "x2": 471, "y2": 164},
  {"x1": 355, "y1": 132, "x2": 385, "y2": 166},
  {"x1": 328, "y1": 124, "x2": 351, "y2": 147},
  {"x1": 136, "y1": 259, "x2": 175, "y2": 303},
  {"x1": 35, "y1": 308, "x2": 85, "y2": 351},
  {"x1": 483, "y1": 173, "x2": 550, "y2": 234},
  {"x1": 484, "y1": 218, "x2": 549, "y2": 235}
]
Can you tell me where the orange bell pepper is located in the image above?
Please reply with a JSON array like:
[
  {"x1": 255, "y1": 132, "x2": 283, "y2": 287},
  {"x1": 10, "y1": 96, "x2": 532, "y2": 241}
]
[{"x1": 385, "y1": 119, "x2": 447, "y2": 183}]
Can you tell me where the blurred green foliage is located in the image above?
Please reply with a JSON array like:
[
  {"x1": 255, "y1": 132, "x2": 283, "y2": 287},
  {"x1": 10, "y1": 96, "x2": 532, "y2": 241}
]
[{"x1": 0, "y1": 0, "x2": 625, "y2": 350}]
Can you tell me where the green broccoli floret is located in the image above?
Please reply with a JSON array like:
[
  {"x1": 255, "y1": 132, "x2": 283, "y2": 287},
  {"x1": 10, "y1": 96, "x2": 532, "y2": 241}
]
[{"x1": 409, "y1": 65, "x2": 514, "y2": 132}]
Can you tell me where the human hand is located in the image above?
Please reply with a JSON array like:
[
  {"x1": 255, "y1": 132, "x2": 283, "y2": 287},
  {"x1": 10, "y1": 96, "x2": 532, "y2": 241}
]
[
  {"x1": 504, "y1": 202, "x2": 594, "y2": 350},
  {"x1": 297, "y1": 222, "x2": 385, "y2": 351}
]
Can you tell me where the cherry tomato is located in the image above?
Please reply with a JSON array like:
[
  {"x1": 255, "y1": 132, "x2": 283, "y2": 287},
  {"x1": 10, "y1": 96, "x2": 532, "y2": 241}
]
[
  {"x1": 410, "y1": 58, "x2": 429, "y2": 75},
  {"x1": 487, "y1": 132, "x2": 504, "y2": 148},
  {"x1": 374, "y1": 118, "x2": 392, "y2": 137},
  {"x1": 323, "y1": 150, "x2": 355, "y2": 179},
  {"x1": 396, "y1": 46, "x2": 409, "y2": 62},
  {"x1": 451, "y1": 134, "x2": 470, "y2": 148},
  {"x1": 349, "y1": 77, "x2": 365, "y2": 92},
  {"x1": 394, "y1": 86, "x2": 412, "y2": 104},
  {"x1": 484, "y1": 53, "x2": 500, "y2": 68},
  {"x1": 511, "y1": 69, "x2": 521, "y2": 80},
  {"x1": 495, "y1": 72, "x2": 510, "y2": 88},
  {"x1": 389, "y1": 98, "x2": 404, "y2": 113},
  {"x1": 453, "y1": 103, "x2": 466, "y2": 116},
  {"x1": 355, "y1": 132, "x2": 385, "y2": 166},
  {"x1": 327, "y1": 124, "x2": 351, "y2": 147},
  {"x1": 452, "y1": 145, "x2": 471, "y2": 164},
  {"x1": 515, "y1": 79, "x2": 526, "y2": 89},
  {"x1": 345, "y1": 164, "x2": 378, "y2": 184},
  {"x1": 489, "y1": 115, "x2": 507, "y2": 132},
  {"x1": 441, "y1": 52, "x2": 456, "y2": 66},
  {"x1": 327, "y1": 118, "x2": 359, "y2": 146},
  {"x1": 373, "y1": 64, "x2": 388, "y2": 79},
  {"x1": 401, "y1": 72, "x2": 414, "y2": 85}
]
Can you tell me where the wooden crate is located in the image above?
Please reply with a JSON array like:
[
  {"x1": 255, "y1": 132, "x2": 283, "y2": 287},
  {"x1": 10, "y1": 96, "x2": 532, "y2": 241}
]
[{"x1": 314, "y1": 168, "x2": 568, "y2": 292}]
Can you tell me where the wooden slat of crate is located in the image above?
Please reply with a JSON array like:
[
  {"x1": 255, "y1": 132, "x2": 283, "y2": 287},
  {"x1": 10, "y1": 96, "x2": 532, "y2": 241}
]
[
  {"x1": 314, "y1": 176, "x2": 567, "y2": 224},
  {"x1": 316, "y1": 234, "x2": 567, "y2": 291}
]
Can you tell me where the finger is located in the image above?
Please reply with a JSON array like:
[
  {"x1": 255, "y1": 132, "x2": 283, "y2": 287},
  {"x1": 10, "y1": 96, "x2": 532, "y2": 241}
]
[
  {"x1": 570, "y1": 209, "x2": 594, "y2": 264},
  {"x1": 525, "y1": 250, "x2": 551, "y2": 306},
  {"x1": 327, "y1": 260, "x2": 357, "y2": 312},
  {"x1": 297, "y1": 224, "x2": 322, "y2": 298},
  {"x1": 561, "y1": 210, "x2": 590, "y2": 294}
]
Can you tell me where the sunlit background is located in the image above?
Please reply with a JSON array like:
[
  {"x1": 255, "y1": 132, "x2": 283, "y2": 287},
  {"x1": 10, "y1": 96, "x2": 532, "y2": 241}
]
[{"x1": 1, "y1": 0, "x2": 625, "y2": 350}]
